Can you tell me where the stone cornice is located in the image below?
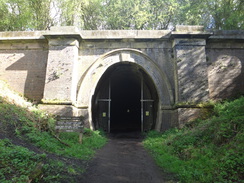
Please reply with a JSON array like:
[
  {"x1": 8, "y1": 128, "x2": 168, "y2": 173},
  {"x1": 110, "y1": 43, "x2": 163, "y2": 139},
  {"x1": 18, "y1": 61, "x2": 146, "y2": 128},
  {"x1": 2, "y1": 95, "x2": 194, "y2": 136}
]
[
  {"x1": 1, "y1": 26, "x2": 244, "y2": 41},
  {"x1": 0, "y1": 31, "x2": 46, "y2": 40}
]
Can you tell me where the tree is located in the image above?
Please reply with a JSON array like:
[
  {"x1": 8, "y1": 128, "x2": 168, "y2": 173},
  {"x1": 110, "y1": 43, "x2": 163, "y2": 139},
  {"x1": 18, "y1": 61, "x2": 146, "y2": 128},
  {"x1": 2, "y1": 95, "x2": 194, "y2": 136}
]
[
  {"x1": 0, "y1": 0, "x2": 31, "y2": 31},
  {"x1": 0, "y1": 0, "x2": 54, "y2": 31},
  {"x1": 101, "y1": 0, "x2": 178, "y2": 30},
  {"x1": 102, "y1": 0, "x2": 137, "y2": 29},
  {"x1": 206, "y1": 0, "x2": 244, "y2": 30},
  {"x1": 81, "y1": 0, "x2": 104, "y2": 29},
  {"x1": 28, "y1": 0, "x2": 53, "y2": 30},
  {"x1": 56, "y1": 0, "x2": 81, "y2": 26},
  {"x1": 147, "y1": 0, "x2": 178, "y2": 29},
  {"x1": 174, "y1": 0, "x2": 244, "y2": 30},
  {"x1": 0, "y1": 0, "x2": 243, "y2": 31}
]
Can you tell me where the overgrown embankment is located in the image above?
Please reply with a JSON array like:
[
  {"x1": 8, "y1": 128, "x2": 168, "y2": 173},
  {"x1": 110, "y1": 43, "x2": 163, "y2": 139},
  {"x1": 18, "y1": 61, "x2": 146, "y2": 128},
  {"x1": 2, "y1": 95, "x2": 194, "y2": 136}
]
[
  {"x1": 0, "y1": 80, "x2": 107, "y2": 183},
  {"x1": 144, "y1": 97, "x2": 244, "y2": 183}
]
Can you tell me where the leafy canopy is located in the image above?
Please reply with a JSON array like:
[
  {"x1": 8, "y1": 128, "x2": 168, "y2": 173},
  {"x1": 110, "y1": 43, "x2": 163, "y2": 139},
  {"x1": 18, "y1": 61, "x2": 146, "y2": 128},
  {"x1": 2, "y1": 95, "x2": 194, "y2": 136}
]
[{"x1": 0, "y1": 0, "x2": 243, "y2": 31}]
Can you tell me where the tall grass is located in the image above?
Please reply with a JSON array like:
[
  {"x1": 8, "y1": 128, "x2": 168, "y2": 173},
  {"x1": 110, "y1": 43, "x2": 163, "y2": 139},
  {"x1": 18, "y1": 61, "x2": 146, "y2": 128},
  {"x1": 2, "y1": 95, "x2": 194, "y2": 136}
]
[{"x1": 144, "y1": 97, "x2": 244, "y2": 183}]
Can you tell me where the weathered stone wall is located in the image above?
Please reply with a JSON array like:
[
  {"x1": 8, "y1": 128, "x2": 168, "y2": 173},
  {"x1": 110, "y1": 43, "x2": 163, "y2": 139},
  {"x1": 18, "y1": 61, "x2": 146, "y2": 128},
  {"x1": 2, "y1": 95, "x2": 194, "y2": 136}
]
[
  {"x1": 78, "y1": 39, "x2": 174, "y2": 88},
  {"x1": 172, "y1": 26, "x2": 211, "y2": 126},
  {"x1": 76, "y1": 47, "x2": 174, "y2": 130},
  {"x1": 77, "y1": 40, "x2": 174, "y2": 102},
  {"x1": 160, "y1": 110, "x2": 179, "y2": 131},
  {"x1": 42, "y1": 38, "x2": 79, "y2": 103},
  {"x1": 206, "y1": 31, "x2": 244, "y2": 100},
  {"x1": 77, "y1": 31, "x2": 175, "y2": 107},
  {"x1": 0, "y1": 37, "x2": 48, "y2": 101},
  {"x1": 173, "y1": 38, "x2": 209, "y2": 103},
  {"x1": 0, "y1": 27, "x2": 243, "y2": 131}
]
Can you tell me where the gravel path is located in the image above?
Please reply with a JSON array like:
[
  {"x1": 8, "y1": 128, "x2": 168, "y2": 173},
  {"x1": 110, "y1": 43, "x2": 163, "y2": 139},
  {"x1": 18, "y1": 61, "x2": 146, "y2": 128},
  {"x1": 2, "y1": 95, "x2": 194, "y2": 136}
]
[{"x1": 81, "y1": 133, "x2": 176, "y2": 183}]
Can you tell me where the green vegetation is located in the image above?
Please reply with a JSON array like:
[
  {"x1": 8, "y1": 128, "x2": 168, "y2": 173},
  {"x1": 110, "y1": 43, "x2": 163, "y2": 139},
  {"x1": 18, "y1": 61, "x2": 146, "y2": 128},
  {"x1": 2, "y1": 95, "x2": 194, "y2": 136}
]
[
  {"x1": 0, "y1": 0, "x2": 243, "y2": 31},
  {"x1": 0, "y1": 90, "x2": 107, "y2": 182},
  {"x1": 0, "y1": 139, "x2": 70, "y2": 183},
  {"x1": 144, "y1": 97, "x2": 244, "y2": 183},
  {"x1": 19, "y1": 128, "x2": 107, "y2": 160},
  {"x1": 0, "y1": 139, "x2": 45, "y2": 183}
]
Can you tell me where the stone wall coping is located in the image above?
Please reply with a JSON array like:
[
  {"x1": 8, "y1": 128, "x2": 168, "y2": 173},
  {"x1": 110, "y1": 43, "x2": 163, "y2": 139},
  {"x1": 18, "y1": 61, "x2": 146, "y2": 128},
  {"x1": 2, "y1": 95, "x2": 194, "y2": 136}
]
[
  {"x1": 209, "y1": 30, "x2": 244, "y2": 39},
  {"x1": 0, "y1": 31, "x2": 46, "y2": 40},
  {"x1": 175, "y1": 25, "x2": 204, "y2": 32},
  {"x1": 171, "y1": 31, "x2": 213, "y2": 38},
  {"x1": 79, "y1": 30, "x2": 172, "y2": 39},
  {"x1": 0, "y1": 30, "x2": 212, "y2": 40},
  {"x1": 43, "y1": 33, "x2": 82, "y2": 41},
  {"x1": 0, "y1": 28, "x2": 244, "y2": 41},
  {"x1": 0, "y1": 30, "x2": 172, "y2": 40}
]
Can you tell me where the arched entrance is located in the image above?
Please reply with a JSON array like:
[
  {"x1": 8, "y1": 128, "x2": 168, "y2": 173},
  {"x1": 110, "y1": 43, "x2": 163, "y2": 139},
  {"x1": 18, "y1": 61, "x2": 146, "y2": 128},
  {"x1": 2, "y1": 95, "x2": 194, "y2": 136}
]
[
  {"x1": 92, "y1": 62, "x2": 158, "y2": 133},
  {"x1": 76, "y1": 49, "x2": 174, "y2": 131}
]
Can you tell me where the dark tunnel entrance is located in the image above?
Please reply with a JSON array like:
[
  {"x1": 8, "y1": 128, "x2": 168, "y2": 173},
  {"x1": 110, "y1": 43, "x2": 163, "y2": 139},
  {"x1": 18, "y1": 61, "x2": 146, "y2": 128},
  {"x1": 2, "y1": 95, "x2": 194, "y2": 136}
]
[
  {"x1": 111, "y1": 67, "x2": 141, "y2": 132},
  {"x1": 92, "y1": 62, "x2": 158, "y2": 133}
]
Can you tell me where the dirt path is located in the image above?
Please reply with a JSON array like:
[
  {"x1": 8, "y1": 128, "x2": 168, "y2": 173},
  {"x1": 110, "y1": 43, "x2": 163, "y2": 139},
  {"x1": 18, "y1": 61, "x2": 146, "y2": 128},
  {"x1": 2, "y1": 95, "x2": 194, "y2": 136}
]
[{"x1": 81, "y1": 133, "x2": 176, "y2": 183}]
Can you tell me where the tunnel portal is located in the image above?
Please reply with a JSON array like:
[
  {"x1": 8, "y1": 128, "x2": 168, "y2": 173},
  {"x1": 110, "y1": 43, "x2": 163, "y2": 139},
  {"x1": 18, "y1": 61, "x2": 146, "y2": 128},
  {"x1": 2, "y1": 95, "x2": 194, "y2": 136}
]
[{"x1": 92, "y1": 62, "x2": 158, "y2": 133}]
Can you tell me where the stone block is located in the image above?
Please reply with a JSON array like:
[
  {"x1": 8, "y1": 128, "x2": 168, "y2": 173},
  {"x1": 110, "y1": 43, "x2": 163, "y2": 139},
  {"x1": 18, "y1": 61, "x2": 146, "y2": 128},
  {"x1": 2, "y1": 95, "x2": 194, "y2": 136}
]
[
  {"x1": 76, "y1": 108, "x2": 90, "y2": 128},
  {"x1": 50, "y1": 26, "x2": 79, "y2": 33},
  {"x1": 160, "y1": 110, "x2": 179, "y2": 131},
  {"x1": 173, "y1": 39, "x2": 206, "y2": 46},
  {"x1": 177, "y1": 108, "x2": 201, "y2": 128},
  {"x1": 48, "y1": 38, "x2": 79, "y2": 47},
  {"x1": 38, "y1": 104, "x2": 75, "y2": 116},
  {"x1": 175, "y1": 25, "x2": 204, "y2": 32}
]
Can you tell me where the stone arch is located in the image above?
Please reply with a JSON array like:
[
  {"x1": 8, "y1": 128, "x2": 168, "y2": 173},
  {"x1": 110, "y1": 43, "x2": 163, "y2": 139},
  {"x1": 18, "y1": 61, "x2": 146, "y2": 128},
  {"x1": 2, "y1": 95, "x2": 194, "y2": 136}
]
[{"x1": 76, "y1": 48, "x2": 174, "y2": 130}]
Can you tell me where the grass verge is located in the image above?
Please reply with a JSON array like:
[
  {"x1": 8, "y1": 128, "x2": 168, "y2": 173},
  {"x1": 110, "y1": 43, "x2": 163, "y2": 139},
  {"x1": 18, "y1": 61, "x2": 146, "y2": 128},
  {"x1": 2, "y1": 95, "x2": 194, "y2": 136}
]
[
  {"x1": 143, "y1": 97, "x2": 244, "y2": 183},
  {"x1": 0, "y1": 91, "x2": 107, "y2": 182}
]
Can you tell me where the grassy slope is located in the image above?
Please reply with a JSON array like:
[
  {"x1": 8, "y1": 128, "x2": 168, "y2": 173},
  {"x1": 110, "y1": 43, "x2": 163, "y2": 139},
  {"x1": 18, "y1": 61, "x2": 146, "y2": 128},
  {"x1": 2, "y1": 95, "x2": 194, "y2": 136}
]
[
  {"x1": 0, "y1": 80, "x2": 107, "y2": 183},
  {"x1": 144, "y1": 97, "x2": 244, "y2": 183}
]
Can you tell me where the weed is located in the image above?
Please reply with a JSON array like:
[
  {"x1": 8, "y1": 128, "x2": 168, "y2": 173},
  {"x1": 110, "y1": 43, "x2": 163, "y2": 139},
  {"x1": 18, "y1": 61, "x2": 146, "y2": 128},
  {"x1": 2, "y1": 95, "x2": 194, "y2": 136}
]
[
  {"x1": 144, "y1": 97, "x2": 244, "y2": 183},
  {"x1": 0, "y1": 139, "x2": 46, "y2": 183},
  {"x1": 0, "y1": 85, "x2": 107, "y2": 183}
]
